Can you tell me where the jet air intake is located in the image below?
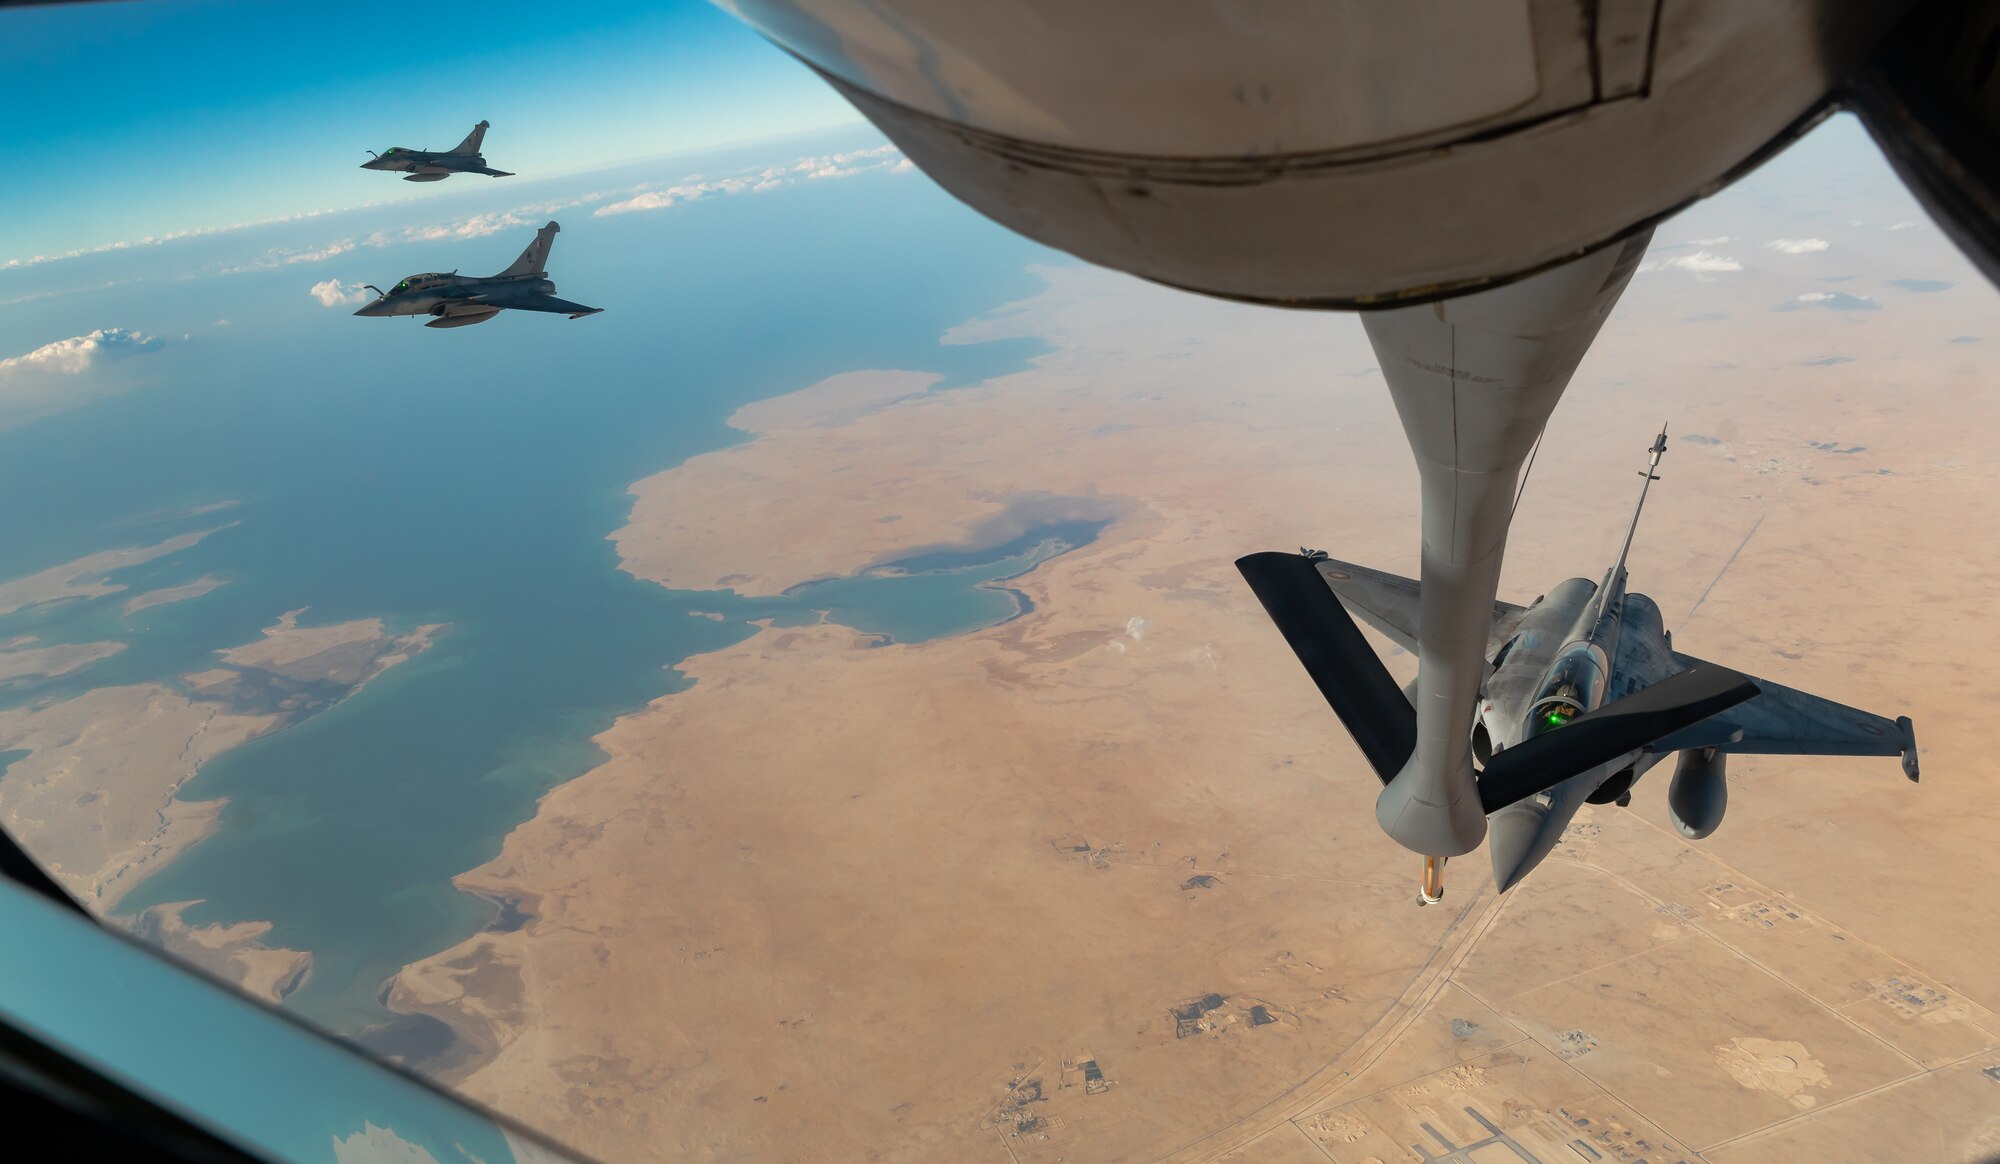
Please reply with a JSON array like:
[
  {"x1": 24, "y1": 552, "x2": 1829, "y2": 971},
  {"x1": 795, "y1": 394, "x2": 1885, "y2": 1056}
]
[{"x1": 1668, "y1": 747, "x2": 1728, "y2": 839}]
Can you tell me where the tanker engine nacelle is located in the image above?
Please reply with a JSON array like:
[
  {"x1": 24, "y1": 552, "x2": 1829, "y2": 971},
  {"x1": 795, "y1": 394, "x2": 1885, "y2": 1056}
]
[{"x1": 1668, "y1": 747, "x2": 1728, "y2": 840}]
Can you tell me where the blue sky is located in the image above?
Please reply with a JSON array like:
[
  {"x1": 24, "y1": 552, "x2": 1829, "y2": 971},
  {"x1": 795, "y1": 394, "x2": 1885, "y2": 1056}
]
[{"x1": 0, "y1": 0, "x2": 858, "y2": 263}]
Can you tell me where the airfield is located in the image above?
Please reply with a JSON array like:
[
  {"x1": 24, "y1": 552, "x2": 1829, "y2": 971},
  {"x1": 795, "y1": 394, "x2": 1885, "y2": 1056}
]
[{"x1": 389, "y1": 162, "x2": 2000, "y2": 1164}]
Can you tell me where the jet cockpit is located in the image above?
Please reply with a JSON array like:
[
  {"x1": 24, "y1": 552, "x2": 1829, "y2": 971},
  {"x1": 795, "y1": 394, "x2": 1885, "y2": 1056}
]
[{"x1": 1528, "y1": 645, "x2": 1607, "y2": 736}]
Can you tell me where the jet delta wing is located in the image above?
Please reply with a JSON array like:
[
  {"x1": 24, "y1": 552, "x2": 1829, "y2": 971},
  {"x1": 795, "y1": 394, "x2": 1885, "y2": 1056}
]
[
  {"x1": 1312, "y1": 555, "x2": 1529, "y2": 659},
  {"x1": 465, "y1": 285, "x2": 604, "y2": 319},
  {"x1": 1651, "y1": 653, "x2": 1920, "y2": 779}
]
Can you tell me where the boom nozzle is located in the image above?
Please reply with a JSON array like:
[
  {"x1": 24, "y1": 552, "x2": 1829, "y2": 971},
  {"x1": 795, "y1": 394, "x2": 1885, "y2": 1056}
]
[{"x1": 1420, "y1": 856, "x2": 1446, "y2": 905}]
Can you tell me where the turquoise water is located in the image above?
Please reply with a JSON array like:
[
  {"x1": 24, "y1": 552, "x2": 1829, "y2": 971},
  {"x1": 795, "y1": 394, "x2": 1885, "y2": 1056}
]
[{"x1": 0, "y1": 140, "x2": 1075, "y2": 1036}]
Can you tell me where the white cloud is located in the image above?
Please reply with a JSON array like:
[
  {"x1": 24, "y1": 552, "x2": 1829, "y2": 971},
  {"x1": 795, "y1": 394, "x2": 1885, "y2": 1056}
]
[
  {"x1": 3, "y1": 204, "x2": 374, "y2": 270},
  {"x1": 1684, "y1": 235, "x2": 1733, "y2": 246},
  {"x1": 1764, "y1": 238, "x2": 1829, "y2": 254},
  {"x1": 1663, "y1": 251, "x2": 1743, "y2": 274},
  {"x1": 281, "y1": 240, "x2": 354, "y2": 264},
  {"x1": 1888, "y1": 221, "x2": 1918, "y2": 232},
  {"x1": 596, "y1": 183, "x2": 722, "y2": 217},
  {"x1": 1796, "y1": 292, "x2": 1834, "y2": 302},
  {"x1": 400, "y1": 210, "x2": 538, "y2": 243},
  {"x1": 0, "y1": 329, "x2": 165, "y2": 431},
  {"x1": 309, "y1": 279, "x2": 372, "y2": 308},
  {"x1": 596, "y1": 144, "x2": 907, "y2": 217},
  {"x1": 331, "y1": 1122, "x2": 440, "y2": 1164},
  {"x1": 0, "y1": 328, "x2": 162, "y2": 377}
]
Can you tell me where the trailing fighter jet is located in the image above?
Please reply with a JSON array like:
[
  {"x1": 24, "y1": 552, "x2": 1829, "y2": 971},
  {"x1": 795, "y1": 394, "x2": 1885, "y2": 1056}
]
[
  {"x1": 1239, "y1": 428, "x2": 1917, "y2": 904},
  {"x1": 360, "y1": 119, "x2": 512, "y2": 181},
  {"x1": 353, "y1": 221, "x2": 602, "y2": 328}
]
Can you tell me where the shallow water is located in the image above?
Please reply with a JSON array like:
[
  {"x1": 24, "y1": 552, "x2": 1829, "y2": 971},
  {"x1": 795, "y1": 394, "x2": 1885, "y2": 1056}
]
[{"x1": 0, "y1": 137, "x2": 1076, "y2": 1032}]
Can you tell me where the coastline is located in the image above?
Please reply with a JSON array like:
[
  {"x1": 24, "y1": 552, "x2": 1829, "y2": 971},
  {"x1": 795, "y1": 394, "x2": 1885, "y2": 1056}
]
[
  {"x1": 0, "y1": 607, "x2": 447, "y2": 996},
  {"x1": 379, "y1": 264, "x2": 1444, "y2": 1156},
  {"x1": 382, "y1": 254, "x2": 2000, "y2": 1160}
]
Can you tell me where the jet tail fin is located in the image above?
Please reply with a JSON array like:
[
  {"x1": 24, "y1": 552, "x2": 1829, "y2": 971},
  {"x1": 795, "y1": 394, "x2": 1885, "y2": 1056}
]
[
  {"x1": 452, "y1": 120, "x2": 491, "y2": 156},
  {"x1": 498, "y1": 221, "x2": 558, "y2": 279}
]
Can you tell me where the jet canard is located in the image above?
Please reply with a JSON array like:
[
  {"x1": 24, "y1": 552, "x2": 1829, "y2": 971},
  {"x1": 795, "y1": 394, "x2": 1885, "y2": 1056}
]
[
  {"x1": 354, "y1": 221, "x2": 602, "y2": 328},
  {"x1": 1239, "y1": 427, "x2": 1917, "y2": 904},
  {"x1": 360, "y1": 119, "x2": 513, "y2": 182}
]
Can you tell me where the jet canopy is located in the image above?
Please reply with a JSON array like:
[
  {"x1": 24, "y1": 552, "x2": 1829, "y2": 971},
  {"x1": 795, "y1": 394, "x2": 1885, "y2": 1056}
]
[
  {"x1": 1528, "y1": 647, "x2": 1606, "y2": 735},
  {"x1": 392, "y1": 273, "x2": 448, "y2": 293}
]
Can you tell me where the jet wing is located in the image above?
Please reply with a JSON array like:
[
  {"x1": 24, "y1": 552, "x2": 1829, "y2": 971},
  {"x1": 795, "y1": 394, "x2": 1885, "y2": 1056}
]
[
  {"x1": 471, "y1": 287, "x2": 603, "y2": 318},
  {"x1": 1649, "y1": 651, "x2": 1919, "y2": 780},
  {"x1": 1313, "y1": 556, "x2": 1528, "y2": 658}
]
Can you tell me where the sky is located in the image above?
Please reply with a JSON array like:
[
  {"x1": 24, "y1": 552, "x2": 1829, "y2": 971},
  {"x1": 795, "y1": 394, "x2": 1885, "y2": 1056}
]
[{"x1": 0, "y1": 0, "x2": 859, "y2": 264}]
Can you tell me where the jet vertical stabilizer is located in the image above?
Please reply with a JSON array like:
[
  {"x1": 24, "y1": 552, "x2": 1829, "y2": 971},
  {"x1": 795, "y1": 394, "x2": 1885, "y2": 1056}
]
[
  {"x1": 452, "y1": 120, "x2": 490, "y2": 156},
  {"x1": 498, "y1": 222, "x2": 558, "y2": 279},
  {"x1": 1365, "y1": 230, "x2": 1651, "y2": 858}
]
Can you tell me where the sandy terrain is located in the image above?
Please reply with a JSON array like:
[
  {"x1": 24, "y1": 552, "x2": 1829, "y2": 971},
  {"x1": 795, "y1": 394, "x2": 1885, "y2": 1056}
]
[
  {"x1": 388, "y1": 196, "x2": 2000, "y2": 1164},
  {"x1": 333, "y1": 112, "x2": 2000, "y2": 1164},
  {"x1": 123, "y1": 573, "x2": 229, "y2": 615},
  {"x1": 0, "y1": 609, "x2": 444, "y2": 924},
  {"x1": 0, "y1": 525, "x2": 229, "y2": 617},
  {"x1": 0, "y1": 636, "x2": 126, "y2": 683},
  {"x1": 127, "y1": 900, "x2": 312, "y2": 1006}
]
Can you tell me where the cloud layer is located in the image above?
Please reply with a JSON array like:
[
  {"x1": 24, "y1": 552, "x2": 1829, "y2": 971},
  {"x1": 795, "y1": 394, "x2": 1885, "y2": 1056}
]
[
  {"x1": 309, "y1": 279, "x2": 372, "y2": 307},
  {"x1": 1641, "y1": 250, "x2": 1744, "y2": 276},
  {"x1": 0, "y1": 328, "x2": 162, "y2": 377},
  {"x1": 596, "y1": 144, "x2": 905, "y2": 217},
  {"x1": 1765, "y1": 238, "x2": 1830, "y2": 254},
  {"x1": 0, "y1": 328, "x2": 166, "y2": 432}
]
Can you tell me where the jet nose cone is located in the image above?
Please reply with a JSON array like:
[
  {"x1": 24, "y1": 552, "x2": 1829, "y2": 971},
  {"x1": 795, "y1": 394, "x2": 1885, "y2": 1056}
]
[
  {"x1": 1488, "y1": 801, "x2": 1552, "y2": 894},
  {"x1": 353, "y1": 300, "x2": 387, "y2": 317}
]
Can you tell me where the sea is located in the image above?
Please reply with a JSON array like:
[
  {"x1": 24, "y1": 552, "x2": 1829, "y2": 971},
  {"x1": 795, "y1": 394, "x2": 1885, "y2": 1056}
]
[{"x1": 0, "y1": 126, "x2": 1086, "y2": 1039}]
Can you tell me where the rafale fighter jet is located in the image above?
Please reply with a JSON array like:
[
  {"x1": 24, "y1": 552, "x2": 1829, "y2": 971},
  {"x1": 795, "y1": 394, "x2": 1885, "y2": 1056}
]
[
  {"x1": 354, "y1": 221, "x2": 602, "y2": 328},
  {"x1": 360, "y1": 119, "x2": 512, "y2": 181},
  {"x1": 1239, "y1": 429, "x2": 1918, "y2": 904}
]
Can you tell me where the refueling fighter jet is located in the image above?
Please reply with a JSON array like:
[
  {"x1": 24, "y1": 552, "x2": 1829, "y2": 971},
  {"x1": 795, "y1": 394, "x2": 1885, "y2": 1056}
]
[
  {"x1": 1240, "y1": 428, "x2": 1918, "y2": 903},
  {"x1": 353, "y1": 221, "x2": 602, "y2": 328},
  {"x1": 360, "y1": 119, "x2": 513, "y2": 181}
]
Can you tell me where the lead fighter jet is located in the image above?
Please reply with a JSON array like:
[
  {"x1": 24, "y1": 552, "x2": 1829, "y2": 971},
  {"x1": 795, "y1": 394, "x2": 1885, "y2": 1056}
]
[
  {"x1": 353, "y1": 221, "x2": 602, "y2": 328},
  {"x1": 1239, "y1": 428, "x2": 1917, "y2": 903},
  {"x1": 360, "y1": 119, "x2": 513, "y2": 181}
]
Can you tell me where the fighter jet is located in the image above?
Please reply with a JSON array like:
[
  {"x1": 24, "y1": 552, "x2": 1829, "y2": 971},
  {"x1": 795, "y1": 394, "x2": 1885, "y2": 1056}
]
[
  {"x1": 1239, "y1": 428, "x2": 1917, "y2": 904},
  {"x1": 353, "y1": 221, "x2": 602, "y2": 328},
  {"x1": 360, "y1": 119, "x2": 512, "y2": 181}
]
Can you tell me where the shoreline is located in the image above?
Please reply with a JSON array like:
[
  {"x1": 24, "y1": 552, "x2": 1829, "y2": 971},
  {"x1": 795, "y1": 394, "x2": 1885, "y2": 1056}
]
[{"x1": 0, "y1": 610, "x2": 449, "y2": 998}]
